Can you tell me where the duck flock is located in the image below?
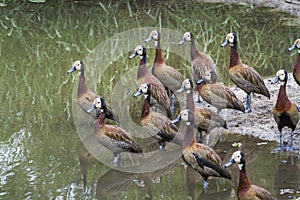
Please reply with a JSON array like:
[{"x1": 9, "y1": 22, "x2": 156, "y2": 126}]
[{"x1": 67, "y1": 30, "x2": 300, "y2": 200}]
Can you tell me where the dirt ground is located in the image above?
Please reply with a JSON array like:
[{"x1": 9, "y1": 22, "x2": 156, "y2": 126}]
[
  {"x1": 202, "y1": 0, "x2": 300, "y2": 17},
  {"x1": 195, "y1": 0, "x2": 300, "y2": 153},
  {"x1": 204, "y1": 73, "x2": 300, "y2": 153}
]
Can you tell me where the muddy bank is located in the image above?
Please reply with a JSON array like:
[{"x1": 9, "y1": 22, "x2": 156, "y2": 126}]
[
  {"x1": 205, "y1": 73, "x2": 300, "y2": 153},
  {"x1": 202, "y1": 0, "x2": 300, "y2": 17}
]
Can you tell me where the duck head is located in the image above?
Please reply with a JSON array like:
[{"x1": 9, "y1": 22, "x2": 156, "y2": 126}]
[
  {"x1": 133, "y1": 83, "x2": 150, "y2": 99},
  {"x1": 225, "y1": 150, "x2": 246, "y2": 170},
  {"x1": 177, "y1": 79, "x2": 193, "y2": 93},
  {"x1": 221, "y1": 32, "x2": 237, "y2": 47},
  {"x1": 204, "y1": 70, "x2": 218, "y2": 83},
  {"x1": 179, "y1": 32, "x2": 193, "y2": 45},
  {"x1": 67, "y1": 60, "x2": 84, "y2": 74},
  {"x1": 145, "y1": 30, "x2": 160, "y2": 42},
  {"x1": 88, "y1": 96, "x2": 106, "y2": 114},
  {"x1": 196, "y1": 70, "x2": 217, "y2": 85},
  {"x1": 129, "y1": 45, "x2": 146, "y2": 59},
  {"x1": 271, "y1": 69, "x2": 288, "y2": 86},
  {"x1": 288, "y1": 39, "x2": 300, "y2": 52},
  {"x1": 171, "y1": 109, "x2": 194, "y2": 126}
]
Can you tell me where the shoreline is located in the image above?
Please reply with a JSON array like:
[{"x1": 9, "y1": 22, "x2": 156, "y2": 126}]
[
  {"x1": 204, "y1": 73, "x2": 300, "y2": 153},
  {"x1": 201, "y1": 0, "x2": 300, "y2": 17}
]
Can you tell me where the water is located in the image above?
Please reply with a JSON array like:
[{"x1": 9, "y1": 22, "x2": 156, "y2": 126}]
[{"x1": 0, "y1": 1, "x2": 299, "y2": 199}]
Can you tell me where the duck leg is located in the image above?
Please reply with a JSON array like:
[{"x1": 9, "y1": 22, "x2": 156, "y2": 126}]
[
  {"x1": 273, "y1": 131, "x2": 284, "y2": 152},
  {"x1": 217, "y1": 109, "x2": 222, "y2": 117},
  {"x1": 218, "y1": 132, "x2": 223, "y2": 143},
  {"x1": 196, "y1": 129, "x2": 203, "y2": 143},
  {"x1": 203, "y1": 179, "x2": 209, "y2": 191},
  {"x1": 113, "y1": 153, "x2": 121, "y2": 167},
  {"x1": 245, "y1": 94, "x2": 252, "y2": 113},
  {"x1": 159, "y1": 140, "x2": 166, "y2": 150},
  {"x1": 287, "y1": 131, "x2": 299, "y2": 151},
  {"x1": 205, "y1": 132, "x2": 210, "y2": 146},
  {"x1": 171, "y1": 92, "x2": 175, "y2": 116},
  {"x1": 195, "y1": 93, "x2": 202, "y2": 103}
]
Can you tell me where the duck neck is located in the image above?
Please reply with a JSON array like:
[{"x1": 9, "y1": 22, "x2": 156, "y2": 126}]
[
  {"x1": 196, "y1": 81, "x2": 205, "y2": 93},
  {"x1": 137, "y1": 55, "x2": 148, "y2": 80},
  {"x1": 294, "y1": 53, "x2": 300, "y2": 73},
  {"x1": 275, "y1": 83, "x2": 291, "y2": 110},
  {"x1": 155, "y1": 39, "x2": 161, "y2": 49},
  {"x1": 186, "y1": 90, "x2": 195, "y2": 111},
  {"x1": 141, "y1": 95, "x2": 151, "y2": 120},
  {"x1": 183, "y1": 122, "x2": 196, "y2": 149},
  {"x1": 154, "y1": 46, "x2": 164, "y2": 64},
  {"x1": 238, "y1": 164, "x2": 251, "y2": 193},
  {"x1": 229, "y1": 45, "x2": 241, "y2": 68},
  {"x1": 190, "y1": 40, "x2": 199, "y2": 60},
  {"x1": 78, "y1": 70, "x2": 88, "y2": 98},
  {"x1": 96, "y1": 112, "x2": 106, "y2": 129}
]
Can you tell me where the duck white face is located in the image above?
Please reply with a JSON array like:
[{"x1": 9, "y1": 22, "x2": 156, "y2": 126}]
[
  {"x1": 148, "y1": 30, "x2": 160, "y2": 41},
  {"x1": 288, "y1": 39, "x2": 300, "y2": 52},
  {"x1": 140, "y1": 83, "x2": 149, "y2": 94},
  {"x1": 231, "y1": 151, "x2": 243, "y2": 164},
  {"x1": 180, "y1": 109, "x2": 194, "y2": 126},
  {"x1": 93, "y1": 97, "x2": 103, "y2": 109},
  {"x1": 226, "y1": 33, "x2": 235, "y2": 44},
  {"x1": 135, "y1": 45, "x2": 144, "y2": 56},
  {"x1": 129, "y1": 45, "x2": 145, "y2": 59},
  {"x1": 67, "y1": 60, "x2": 83, "y2": 74},
  {"x1": 133, "y1": 83, "x2": 150, "y2": 98},
  {"x1": 171, "y1": 109, "x2": 193, "y2": 125},
  {"x1": 180, "y1": 109, "x2": 190, "y2": 121},
  {"x1": 272, "y1": 69, "x2": 287, "y2": 85},
  {"x1": 183, "y1": 32, "x2": 192, "y2": 41},
  {"x1": 88, "y1": 96, "x2": 104, "y2": 113},
  {"x1": 295, "y1": 39, "x2": 300, "y2": 48},
  {"x1": 221, "y1": 33, "x2": 236, "y2": 47},
  {"x1": 225, "y1": 150, "x2": 245, "y2": 170},
  {"x1": 184, "y1": 79, "x2": 192, "y2": 90},
  {"x1": 204, "y1": 71, "x2": 212, "y2": 81},
  {"x1": 73, "y1": 60, "x2": 82, "y2": 70},
  {"x1": 179, "y1": 32, "x2": 192, "y2": 44},
  {"x1": 276, "y1": 69, "x2": 286, "y2": 82},
  {"x1": 204, "y1": 71, "x2": 217, "y2": 83}
]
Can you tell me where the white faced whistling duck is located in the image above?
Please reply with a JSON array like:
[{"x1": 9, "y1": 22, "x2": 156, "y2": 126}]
[
  {"x1": 145, "y1": 30, "x2": 185, "y2": 110},
  {"x1": 288, "y1": 39, "x2": 300, "y2": 86},
  {"x1": 129, "y1": 45, "x2": 172, "y2": 117},
  {"x1": 221, "y1": 33, "x2": 270, "y2": 113},
  {"x1": 177, "y1": 79, "x2": 227, "y2": 145},
  {"x1": 272, "y1": 69, "x2": 299, "y2": 152},
  {"x1": 225, "y1": 151, "x2": 276, "y2": 200},
  {"x1": 134, "y1": 83, "x2": 180, "y2": 149},
  {"x1": 179, "y1": 32, "x2": 217, "y2": 82},
  {"x1": 179, "y1": 32, "x2": 217, "y2": 102},
  {"x1": 67, "y1": 60, "x2": 119, "y2": 123},
  {"x1": 196, "y1": 70, "x2": 245, "y2": 114},
  {"x1": 171, "y1": 109, "x2": 231, "y2": 189},
  {"x1": 88, "y1": 97, "x2": 143, "y2": 166}
]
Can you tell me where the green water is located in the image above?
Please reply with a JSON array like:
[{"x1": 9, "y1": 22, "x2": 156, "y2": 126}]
[{"x1": 0, "y1": 1, "x2": 299, "y2": 199}]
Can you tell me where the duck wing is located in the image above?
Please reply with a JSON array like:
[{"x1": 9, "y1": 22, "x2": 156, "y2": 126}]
[{"x1": 229, "y1": 64, "x2": 270, "y2": 98}]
